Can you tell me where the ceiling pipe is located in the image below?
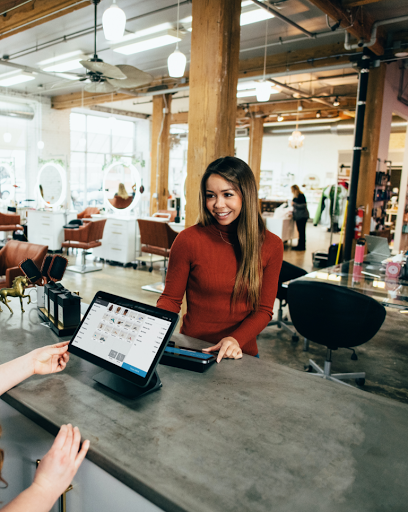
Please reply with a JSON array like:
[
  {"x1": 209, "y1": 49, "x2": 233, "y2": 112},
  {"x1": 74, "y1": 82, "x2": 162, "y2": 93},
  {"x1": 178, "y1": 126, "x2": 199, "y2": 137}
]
[
  {"x1": 268, "y1": 78, "x2": 334, "y2": 108},
  {"x1": 250, "y1": 0, "x2": 315, "y2": 38},
  {"x1": 344, "y1": 15, "x2": 408, "y2": 50}
]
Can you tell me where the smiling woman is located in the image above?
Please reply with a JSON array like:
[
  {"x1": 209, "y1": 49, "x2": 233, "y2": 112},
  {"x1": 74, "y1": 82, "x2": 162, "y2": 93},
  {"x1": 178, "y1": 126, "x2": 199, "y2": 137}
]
[{"x1": 157, "y1": 156, "x2": 283, "y2": 361}]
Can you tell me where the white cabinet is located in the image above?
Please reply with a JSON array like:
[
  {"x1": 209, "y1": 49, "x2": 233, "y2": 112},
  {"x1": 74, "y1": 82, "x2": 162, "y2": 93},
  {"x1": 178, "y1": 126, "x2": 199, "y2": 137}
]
[
  {"x1": 0, "y1": 400, "x2": 163, "y2": 512},
  {"x1": 27, "y1": 211, "x2": 76, "y2": 251},
  {"x1": 92, "y1": 216, "x2": 138, "y2": 265}
]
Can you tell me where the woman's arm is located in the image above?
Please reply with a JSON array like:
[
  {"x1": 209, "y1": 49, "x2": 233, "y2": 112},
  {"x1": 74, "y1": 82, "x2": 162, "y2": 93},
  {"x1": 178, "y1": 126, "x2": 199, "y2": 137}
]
[
  {"x1": 2, "y1": 424, "x2": 89, "y2": 512},
  {"x1": 156, "y1": 231, "x2": 193, "y2": 313},
  {"x1": 0, "y1": 342, "x2": 70, "y2": 396}
]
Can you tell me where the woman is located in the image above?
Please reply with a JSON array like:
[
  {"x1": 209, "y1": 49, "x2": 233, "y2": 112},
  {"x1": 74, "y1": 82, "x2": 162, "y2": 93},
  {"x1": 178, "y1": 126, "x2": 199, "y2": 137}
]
[
  {"x1": 291, "y1": 184, "x2": 309, "y2": 251},
  {"x1": 157, "y1": 157, "x2": 283, "y2": 361},
  {"x1": 111, "y1": 183, "x2": 133, "y2": 209},
  {"x1": 0, "y1": 341, "x2": 89, "y2": 512}
]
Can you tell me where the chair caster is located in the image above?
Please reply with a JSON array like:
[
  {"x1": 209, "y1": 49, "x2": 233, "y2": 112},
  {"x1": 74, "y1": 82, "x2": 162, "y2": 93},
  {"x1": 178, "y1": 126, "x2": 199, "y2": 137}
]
[
  {"x1": 292, "y1": 335, "x2": 299, "y2": 342},
  {"x1": 355, "y1": 378, "x2": 365, "y2": 386},
  {"x1": 351, "y1": 353, "x2": 358, "y2": 361},
  {"x1": 149, "y1": 267, "x2": 153, "y2": 272},
  {"x1": 133, "y1": 264, "x2": 138, "y2": 270},
  {"x1": 304, "y1": 364, "x2": 313, "y2": 372},
  {"x1": 141, "y1": 262, "x2": 146, "y2": 266}
]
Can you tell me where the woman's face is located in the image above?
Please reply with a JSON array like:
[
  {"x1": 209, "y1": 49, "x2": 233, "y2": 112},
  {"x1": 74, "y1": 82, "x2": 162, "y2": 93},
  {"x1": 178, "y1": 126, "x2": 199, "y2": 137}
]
[{"x1": 205, "y1": 174, "x2": 242, "y2": 225}]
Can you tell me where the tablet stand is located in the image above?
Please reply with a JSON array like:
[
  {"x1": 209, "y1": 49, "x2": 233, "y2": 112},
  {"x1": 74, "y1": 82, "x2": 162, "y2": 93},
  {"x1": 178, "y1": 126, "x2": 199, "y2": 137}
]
[{"x1": 93, "y1": 370, "x2": 162, "y2": 399}]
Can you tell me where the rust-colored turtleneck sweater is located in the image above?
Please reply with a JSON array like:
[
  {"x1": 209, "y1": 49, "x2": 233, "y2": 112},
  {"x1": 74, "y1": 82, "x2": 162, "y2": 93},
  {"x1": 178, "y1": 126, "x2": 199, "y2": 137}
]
[{"x1": 156, "y1": 220, "x2": 283, "y2": 356}]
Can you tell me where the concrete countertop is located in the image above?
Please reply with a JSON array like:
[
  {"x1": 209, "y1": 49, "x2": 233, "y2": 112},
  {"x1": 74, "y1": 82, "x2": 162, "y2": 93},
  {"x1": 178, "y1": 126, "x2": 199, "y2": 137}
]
[{"x1": 1, "y1": 302, "x2": 408, "y2": 512}]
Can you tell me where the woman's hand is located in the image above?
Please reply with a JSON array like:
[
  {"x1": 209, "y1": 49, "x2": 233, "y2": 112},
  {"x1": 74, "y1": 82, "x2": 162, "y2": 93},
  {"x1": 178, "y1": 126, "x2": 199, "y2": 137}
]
[
  {"x1": 202, "y1": 337, "x2": 242, "y2": 363},
  {"x1": 33, "y1": 424, "x2": 89, "y2": 502},
  {"x1": 29, "y1": 341, "x2": 70, "y2": 376}
]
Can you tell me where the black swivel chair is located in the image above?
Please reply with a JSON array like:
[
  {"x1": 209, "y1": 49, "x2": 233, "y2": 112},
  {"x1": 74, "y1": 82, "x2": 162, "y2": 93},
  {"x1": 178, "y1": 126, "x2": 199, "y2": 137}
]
[
  {"x1": 267, "y1": 261, "x2": 307, "y2": 342},
  {"x1": 287, "y1": 280, "x2": 386, "y2": 387}
]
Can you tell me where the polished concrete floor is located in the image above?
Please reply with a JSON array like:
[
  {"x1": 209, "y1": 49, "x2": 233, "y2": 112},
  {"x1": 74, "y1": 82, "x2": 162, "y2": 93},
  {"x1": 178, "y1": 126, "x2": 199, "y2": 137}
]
[{"x1": 61, "y1": 222, "x2": 408, "y2": 405}]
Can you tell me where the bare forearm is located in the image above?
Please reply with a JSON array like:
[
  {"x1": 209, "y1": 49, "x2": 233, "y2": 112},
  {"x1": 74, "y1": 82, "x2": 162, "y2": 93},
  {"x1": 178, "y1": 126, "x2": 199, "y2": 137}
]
[
  {"x1": 1, "y1": 483, "x2": 57, "y2": 512},
  {"x1": 0, "y1": 353, "x2": 33, "y2": 396}
]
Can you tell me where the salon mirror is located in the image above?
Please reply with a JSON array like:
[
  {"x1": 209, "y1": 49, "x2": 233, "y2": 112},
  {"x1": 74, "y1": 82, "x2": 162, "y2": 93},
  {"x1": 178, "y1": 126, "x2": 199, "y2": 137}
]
[
  {"x1": 104, "y1": 161, "x2": 141, "y2": 212},
  {"x1": 0, "y1": 163, "x2": 13, "y2": 202},
  {"x1": 37, "y1": 162, "x2": 66, "y2": 207}
]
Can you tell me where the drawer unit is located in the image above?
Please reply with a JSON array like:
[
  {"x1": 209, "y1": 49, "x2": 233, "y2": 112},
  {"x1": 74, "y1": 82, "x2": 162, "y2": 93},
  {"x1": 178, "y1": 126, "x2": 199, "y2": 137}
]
[
  {"x1": 27, "y1": 210, "x2": 77, "y2": 251},
  {"x1": 92, "y1": 216, "x2": 137, "y2": 265}
]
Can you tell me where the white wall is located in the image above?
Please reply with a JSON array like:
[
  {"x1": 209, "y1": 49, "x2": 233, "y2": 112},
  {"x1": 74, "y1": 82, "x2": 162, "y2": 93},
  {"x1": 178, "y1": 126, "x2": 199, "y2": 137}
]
[{"x1": 235, "y1": 132, "x2": 354, "y2": 189}]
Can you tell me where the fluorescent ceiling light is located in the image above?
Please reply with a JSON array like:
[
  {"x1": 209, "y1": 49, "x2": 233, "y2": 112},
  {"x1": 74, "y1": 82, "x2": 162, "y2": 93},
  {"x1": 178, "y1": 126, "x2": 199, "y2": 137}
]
[
  {"x1": 0, "y1": 71, "x2": 35, "y2": 87},
  {"x1": 43, "y1": 58, "x2": 85, "y2": 72},
  {"x1": 240, "y1": 8, "x2": 273, "y2": 26},
  {"x1": 113, "y1": 29, "x2": 183, "y2": 55},
  {"x1": 54, "y1": 73, "x2": 80, "y2": 81},
  {"x1": 237, "y1": 89, "x2": 257, "y2": 98},
  {"x1": 38, "y1": 50, "x2": 83, "y2": 66}
]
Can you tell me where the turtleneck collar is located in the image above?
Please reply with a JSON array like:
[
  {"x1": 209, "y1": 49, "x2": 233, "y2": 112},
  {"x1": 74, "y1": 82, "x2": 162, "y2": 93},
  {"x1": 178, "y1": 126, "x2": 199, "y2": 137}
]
[{"x1": 207, "y1": 216, "x2": 239, "y2": 241}]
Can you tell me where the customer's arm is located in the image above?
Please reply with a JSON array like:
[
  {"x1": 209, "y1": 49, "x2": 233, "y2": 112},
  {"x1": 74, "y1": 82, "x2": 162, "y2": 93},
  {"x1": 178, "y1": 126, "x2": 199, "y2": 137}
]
[
  {"x1": 0, "y1": 341, "x2": 70, "y2": 396},
  {"x1": 156, "y1": 231, "x2": 192, "y2": 313},
  {"x1": 2, "y1": 424, "x2": 89, "y2": 512}
]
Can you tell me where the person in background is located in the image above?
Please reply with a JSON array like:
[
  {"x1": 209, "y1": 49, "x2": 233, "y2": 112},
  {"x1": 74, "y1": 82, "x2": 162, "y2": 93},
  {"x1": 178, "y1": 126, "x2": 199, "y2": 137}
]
[
  {"x1": 0, "y1": 341, "x2": 89, "y2": 512},
  {"x1": 115, "y1": 183, "x2": 130, "y2": 200},
  {"x1": 291, "y1": 184, "x2": 309, "y2": 251},
  {"x1": 157, "y1": 156, "x2": 283, "y2": 361}
]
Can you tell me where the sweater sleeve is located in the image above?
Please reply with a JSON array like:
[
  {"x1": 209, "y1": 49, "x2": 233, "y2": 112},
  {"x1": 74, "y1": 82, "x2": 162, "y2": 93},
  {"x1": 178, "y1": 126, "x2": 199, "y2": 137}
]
[
  {"x1": 229, "y1": 235, "x2": 284, "y2": 349},
  {"x1": 156, "y1": 230, "x2": 192, "y2": 314}
]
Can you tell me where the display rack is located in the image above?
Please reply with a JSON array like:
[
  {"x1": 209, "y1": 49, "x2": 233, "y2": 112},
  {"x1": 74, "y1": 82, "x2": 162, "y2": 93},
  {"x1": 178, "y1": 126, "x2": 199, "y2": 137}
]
[{"x1": 370, "y1": 159, "x2": 392, "y2": 240}]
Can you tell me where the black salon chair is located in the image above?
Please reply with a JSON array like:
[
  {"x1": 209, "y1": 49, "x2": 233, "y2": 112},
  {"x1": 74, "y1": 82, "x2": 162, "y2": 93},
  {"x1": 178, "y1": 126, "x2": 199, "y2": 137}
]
[
  {"x1": 287, "y1": 280, "x2": 386, "y2": 387},
  {"x1": 267, "y1": 261, "x2": 307, "y2": 341}
]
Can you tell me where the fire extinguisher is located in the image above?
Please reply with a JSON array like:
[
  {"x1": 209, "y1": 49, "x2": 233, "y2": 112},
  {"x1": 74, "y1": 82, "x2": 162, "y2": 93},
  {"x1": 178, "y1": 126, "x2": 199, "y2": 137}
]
[{"x1": 354, "y1": 206, "x2": 364, "y2": 239}]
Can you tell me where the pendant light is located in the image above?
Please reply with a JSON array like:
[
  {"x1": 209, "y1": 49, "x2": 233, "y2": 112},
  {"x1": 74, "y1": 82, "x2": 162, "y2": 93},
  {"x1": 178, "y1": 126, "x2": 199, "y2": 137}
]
[
  {"x1": 256, "y1": 20, "x2": 271, "y2": 102},
  {"x1": 167, "y1": 0, "x2": 186, "y2": 78},
  {"x1": 102, "y1": 0, "x2": 126, "y2": 41},
  {"x1": 288, "y1": 101, "x2": 304, "y2": 149}
]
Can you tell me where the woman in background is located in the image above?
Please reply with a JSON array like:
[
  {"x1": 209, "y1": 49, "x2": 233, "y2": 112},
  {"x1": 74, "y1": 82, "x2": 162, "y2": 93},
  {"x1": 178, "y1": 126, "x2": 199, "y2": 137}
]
[
  {"x1": 291, "y1": 184, "x2": 309, "y2": 251},
  {"x1": 157, "y1": 156, "x2": 283, "y2": 361}
]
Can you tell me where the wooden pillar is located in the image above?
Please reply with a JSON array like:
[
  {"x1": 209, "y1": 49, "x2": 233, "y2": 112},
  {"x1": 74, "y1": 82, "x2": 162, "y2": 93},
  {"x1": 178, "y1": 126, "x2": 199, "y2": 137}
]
[
  {"x1": 248, "y1": 116, "x2": 264, "y2": 188},
  {"x1": 150, "y1": 93, "x2": 172, "y2": 215},
  {"x1": 185, "y1": 0, "x2": 241, "y2": 227},
  {"x1": 356, "y1": 63, "x2": 387, "y2": 237}
]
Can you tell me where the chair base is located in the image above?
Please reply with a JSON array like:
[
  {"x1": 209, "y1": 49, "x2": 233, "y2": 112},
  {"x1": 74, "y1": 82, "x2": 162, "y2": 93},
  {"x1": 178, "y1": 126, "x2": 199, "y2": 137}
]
[
  {"x1": 307, "y1": 357, "x2": 365, "y2": 388},
  {"x1": 66, "y1": 264, "x2": 103, "y2": 274},
  {"x1": 141, "y1": 281, "x2": 165, "y2": 294},
  {"x1": 268, "y1": 306, "x2": 299, "y2": 341}
]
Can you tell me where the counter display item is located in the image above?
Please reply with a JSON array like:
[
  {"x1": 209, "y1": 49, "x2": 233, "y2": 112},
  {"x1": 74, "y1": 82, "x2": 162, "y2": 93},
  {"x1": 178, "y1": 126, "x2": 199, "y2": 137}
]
[
  {"x1": 69, "y1": 291, "x2": 179, "y2": 398},
  {"x1": 48, "y1": 286, "x2": 67, "y2": 325},
  {"x1": 57, "y1": 292, "x2": 81, "y2": 330}
]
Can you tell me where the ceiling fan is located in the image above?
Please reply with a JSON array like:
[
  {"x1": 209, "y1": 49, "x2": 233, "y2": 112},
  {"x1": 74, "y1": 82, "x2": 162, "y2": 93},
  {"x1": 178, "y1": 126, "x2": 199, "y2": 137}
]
[{"x1": 76, "y1": 0, "x2": 153, "y2": 93}]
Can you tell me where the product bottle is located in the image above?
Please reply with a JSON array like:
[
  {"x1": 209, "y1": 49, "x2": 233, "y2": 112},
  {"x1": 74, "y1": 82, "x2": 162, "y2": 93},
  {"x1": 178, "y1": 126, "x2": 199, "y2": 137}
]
[{"x1": 354, "y1": 238, "x2": 366, "y2": 265}]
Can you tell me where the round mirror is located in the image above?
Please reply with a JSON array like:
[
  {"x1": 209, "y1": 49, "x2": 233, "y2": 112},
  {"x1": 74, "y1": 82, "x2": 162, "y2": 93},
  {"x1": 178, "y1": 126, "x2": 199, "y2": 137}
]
[
  {"x1": 103, "y1": 161, "x2": 141, "y2": 212},
  {"x1": 37, "y1": 162, "x2": 66, "y2": 207},
  {"x1": 0, "y1": 162, "x2": 14, "y2": 203}
]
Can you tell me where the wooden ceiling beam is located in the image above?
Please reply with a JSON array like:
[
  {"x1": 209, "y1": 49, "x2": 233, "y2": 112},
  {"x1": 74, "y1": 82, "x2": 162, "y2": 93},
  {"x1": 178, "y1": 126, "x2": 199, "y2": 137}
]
[
  {"x1": 0, "y1": 0, "x2": 90, "y2": 41},
  {"x1": 342, "y1": 0, "x2": 382, "y2": 6},
  {"x1": 307, "y1": 0, "x2": 385, "y2": 55},
  {"x1": 52, "y1": 42, "x2": 359, "y2": 109}
]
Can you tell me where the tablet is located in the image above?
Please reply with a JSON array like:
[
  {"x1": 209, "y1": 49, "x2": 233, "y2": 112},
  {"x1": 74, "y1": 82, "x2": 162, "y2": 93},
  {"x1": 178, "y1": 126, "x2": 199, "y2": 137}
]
[{"x1": 69, "y1": 291, "x2": 179, "y2": 389}]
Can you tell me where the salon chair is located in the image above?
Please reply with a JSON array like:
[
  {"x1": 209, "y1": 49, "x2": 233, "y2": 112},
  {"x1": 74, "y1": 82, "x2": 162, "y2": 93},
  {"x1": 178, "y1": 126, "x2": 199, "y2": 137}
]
[
  {"x1": 62, "y1": 219, "x2": 107, "y2": 274},
  {"x1": 155, "y1": 210, "x2": 177, "y2": 222},
  {"x1": 77, "y1": 207, "x2": 100, "y2": 219},
  {"x1": 0, "y1": 240, "x2": 48, "y2": 288},
  {"x1": 267, "y1": 261, "x2": 307, "y2": 342},
  {"x1": 137, "y1": 219, "x2": 178, "y2": 293},
  {"x1": 109, "y1": 196, "x2": 133, "y2": 209},
  {"x1": 287, "y1": 280, "x2": 386, "y2": 387},
  {"x1": 0, "y1": 212, "x2": 24, "y2": 244}
]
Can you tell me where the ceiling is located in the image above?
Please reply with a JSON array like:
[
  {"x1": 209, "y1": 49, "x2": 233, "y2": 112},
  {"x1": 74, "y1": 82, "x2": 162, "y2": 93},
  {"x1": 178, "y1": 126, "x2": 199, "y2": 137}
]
[{"x1": 0, "y1": 0, "x2": 407, "y2": 118}]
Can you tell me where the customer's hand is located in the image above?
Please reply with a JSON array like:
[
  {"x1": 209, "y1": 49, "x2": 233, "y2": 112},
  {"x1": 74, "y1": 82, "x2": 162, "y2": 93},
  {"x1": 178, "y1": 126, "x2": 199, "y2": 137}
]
[
  {"x1": 29, "y1": 341, "x2": 70, "y2": 375},
  {"x1": 33, "y1": 424, "x2": 89, "y2": 501},
  {"x1": 203, "y1": 337, "x2": 242, "y2": 363}
]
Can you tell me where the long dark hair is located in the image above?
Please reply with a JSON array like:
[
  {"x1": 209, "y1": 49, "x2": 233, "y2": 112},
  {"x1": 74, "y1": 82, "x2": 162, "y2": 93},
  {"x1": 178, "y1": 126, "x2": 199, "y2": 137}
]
[{"x1": 198, "y1": 156, "x2": 265, "y2": 311}]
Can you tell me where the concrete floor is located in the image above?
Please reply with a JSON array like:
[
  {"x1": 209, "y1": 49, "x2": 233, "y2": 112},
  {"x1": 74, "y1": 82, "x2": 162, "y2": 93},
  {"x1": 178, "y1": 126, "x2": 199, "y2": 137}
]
[{"x1": 61, "y1": 222, "x2": 408, "y2": 405}]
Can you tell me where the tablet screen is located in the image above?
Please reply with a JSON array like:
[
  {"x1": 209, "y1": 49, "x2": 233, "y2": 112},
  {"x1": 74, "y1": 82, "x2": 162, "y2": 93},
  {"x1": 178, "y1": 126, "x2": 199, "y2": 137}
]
[{"x1": 70, "y1": 293, "x2": 178, "y2": 385}]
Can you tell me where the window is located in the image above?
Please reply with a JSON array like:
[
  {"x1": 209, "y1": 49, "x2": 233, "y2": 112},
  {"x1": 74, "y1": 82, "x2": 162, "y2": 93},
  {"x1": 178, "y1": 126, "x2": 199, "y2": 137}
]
[{"x1": 70, "y1": 113, "x2": 137, "y2": 210}]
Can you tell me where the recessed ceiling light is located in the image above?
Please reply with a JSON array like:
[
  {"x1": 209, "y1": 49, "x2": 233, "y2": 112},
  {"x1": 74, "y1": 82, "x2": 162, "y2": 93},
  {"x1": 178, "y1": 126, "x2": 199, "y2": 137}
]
[
  {"x1": 0, "y1": 71, "x2": 35, "y2": 87},
  {"x1": 112, "y1": 29, "x2": 183, "y2": 55}
]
